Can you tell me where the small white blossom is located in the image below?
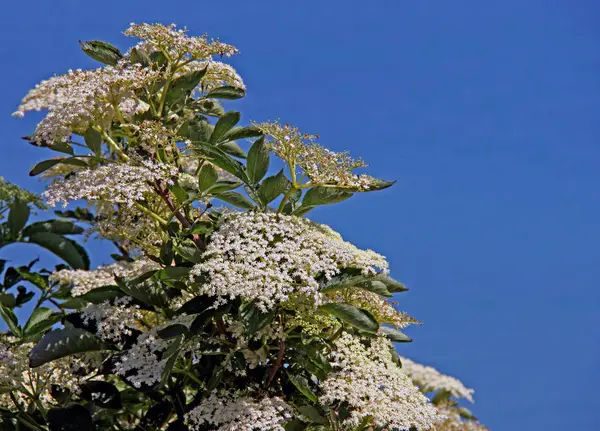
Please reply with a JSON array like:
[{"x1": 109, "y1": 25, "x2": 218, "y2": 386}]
[
  {"x1": 185, "y1": 392, "x2": 293, "y2": 431},
  {"x1": 400, "y1": 357, "x2": 475, "y2": 403},
  {"x1": 42, "y1": 161, "x2": 177, "y2": 208},
  {"x1": 320, "y1": 332, "x2": 440, "y2": 430},
  {"x1": 191, "y1": 212, "x2": 388, "y2": 311},
  {"x1": 52, "y1": 259, "x2": 160, "y2": 297}
]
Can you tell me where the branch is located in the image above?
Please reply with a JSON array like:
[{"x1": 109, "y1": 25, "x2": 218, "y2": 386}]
[{"x1": 266, "y1": 339, "x2": 285, "y2": 387}]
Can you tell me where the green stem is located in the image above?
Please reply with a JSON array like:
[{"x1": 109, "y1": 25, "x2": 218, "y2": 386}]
[
  {"x1": 134, "y1": 202, "x2": 168, "y2": 227},
  {"x1": 93, "y1": 127, "x2": 130, "y2": 162}
]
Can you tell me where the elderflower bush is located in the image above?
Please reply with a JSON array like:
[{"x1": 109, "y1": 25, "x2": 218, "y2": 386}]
[{"x1": 0, "y1": 23, "x2": 490, "y2": 431}]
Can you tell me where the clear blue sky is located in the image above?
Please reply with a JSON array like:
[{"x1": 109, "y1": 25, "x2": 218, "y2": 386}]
[{"x1": 1, "y1": 1, "x2": 599, "y2": 430}]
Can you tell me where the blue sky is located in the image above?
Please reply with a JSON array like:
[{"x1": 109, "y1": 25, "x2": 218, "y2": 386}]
[{"x1": 1, "y1": 1, "x2": 599, "y2": 429}]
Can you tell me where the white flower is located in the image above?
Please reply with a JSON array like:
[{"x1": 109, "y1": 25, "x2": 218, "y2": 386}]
[
  {"x1": 42, "y1": 161, "x2": 177, "y2": 208},
  {"x1": 14, "y1": 63, "x2": 160, "y2": 144},
  {"x1": 399, "y1": 357, "x2": 475, "y2": 403},
  {"x1": 52, "y1": 259, "x2": 160, "y2": 297},
  {"x1": 80, "y1": 297, "x2": 142, "y2": 344},
  {"x1": 190, "y1": 212, "x2": 388, "y2": 311},
  {"x1": 185, "y1": 392, "x2": 293, "y2": 431},
  {"x1": 320, "y1": 332, "x2": 440, "y2": 430}
]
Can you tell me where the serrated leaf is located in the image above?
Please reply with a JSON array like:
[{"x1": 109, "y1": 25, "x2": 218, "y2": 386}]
[
  {"x1": 29, "y1": 327, "x2": 107, "y2": 367},
  {"x1": 191, "y1": 142, "x2": 249, "y2": 182},
  {"x1": 79, "y1": 40, "x2": 123, "y2": 66},
  {"x1": 258, "y1": 169, "x2": 290, "y2": 204},
  {"x1": 29, "y1": 157, "x2": 87, "y2": 177},
  {"x1": 23, "y1": 220, "x2": 83, "y2": 237},
  {"x1": 318, "y1": 303, "x2": 379, "y2": 333},
  {"x1": 78, "y1": 286, "x2": 125, "y2": 304},
  {"x1": 27, "y1": 232, "x2": 89, "y2": 269},
  {"x1": 216, "y1": 191, "x2": 255, "y2": 210},
  {"x1": 0, "y1": 293, "x2": 16, "y2": 308},
  {"x1": 302, "y1": 187, "x2": 353, "y2": 207},
  {"x1": 0, "y1": 305, "x2": 21, "y2": 336},
  {"x1": 219, "y1": 141, "x2": 247, "y2": 158},
  {"x1": 205, "y1": 180, "x2": 243, "y2": 194},
  {"x1": 205, "y1": 86, "x2": 246, "y2": 100},
  {"x1": 198, "y1": 164, "x2": 219, "y2": 192},
  {"x1": 24, "y1": 307, "x2": 55, "y2": 333},
  {"x1": 288, "y1": 373, "x2": 318, "y2": 402},
  {"x1": 298, "y1": 405, "x2": 328, "y2": 425},
  {"x1": 83, "y1": 128, "x2": 102, "y2": 155},
  {"x1": 379, "y1": 326, "x2": 412, "y2": 342},
  {"x1": 166, "y1": 67, "x2": 207, "y2": 106},
  {"x1": 8, "y1": 199, "x2": 30, "y2": 237},
  {"x1": 221, "y1": 125, "x2": 262, "y2": 141},
  {"x1": 246, "y1": 137, "x2": 270, "y2": 184},
  {"x1": 210, "y1": 111, "x2": 240, "y2": 143}
]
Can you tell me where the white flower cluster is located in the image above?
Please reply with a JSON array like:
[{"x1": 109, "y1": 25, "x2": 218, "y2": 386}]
[
  {"x1": 429, "y1": 407, "x2": 488, "y2": 431},
  {"x1": 320, "y1": 332, "x2": 439, "y2": 430},
  {"x1": 52, "y1": 259, "x2": 160, "y2": 297},
  {"x1": 42, "y1": 161, "x2": 177, "y2": 208},
  {"x1": 0, "y1": 336, "x2": 82, "y2": 409},
  {"x1": 399, "y1": 357, "x2": 475, "y2": 403},
  {"x1": 181, "y1": 60, "x2": 245, "y2": 93},
  {"x1": 80, "y1": 297, "x2": 142, "y2": 343},
  {"x1": 185, "y1": 392, "x2": 293, "y2": 431},
  {"x1": 255, "y1": 121, "x2": 377, "y2": 190},
  {"x1": 13, "y1": 64, "x2": 159, "y2": 144},
  {"x1": 124, "y1": 23, "x2": 238, "y2": 60},
  {"x1": 113, "y1": 315, "x2": 193, "y2": 388},
  {"x1": 191, "y1": 212, "x2": 388, "y2": 311}
]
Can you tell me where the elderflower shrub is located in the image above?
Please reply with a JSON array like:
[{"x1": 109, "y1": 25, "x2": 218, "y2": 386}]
[{"x1": 0, "y1": 22, "x2": 490, "y2": 431}]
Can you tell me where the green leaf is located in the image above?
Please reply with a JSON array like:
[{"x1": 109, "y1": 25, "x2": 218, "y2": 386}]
[
  {"x1": 239, "y1": 303, "x2": 276, "y2": 335},
  {"x1": 77, "y1": 286, "x2": 125, "y2": 304},
  {"x1": 258, "y1": 169, "x2": 290, "y2": 204},
  {"x1": 157, "y1": 324, "x2": 188, "y2": 339},
  {"x1": 79, "y1": 40, "x2": 123, "y2": 66},
  {"x1": 318, "y1": 303, "x2": 379, "y2": 333},
  {"x1": 287, "y1": 373, "x2": 318, "y2": 402},
  {"x1": 210, "y1": 111, "x2": 241, "y2": 143},
  {"x1": 8, "y1": 200, "x2": 30, "y2": 237},
  {"x1": 320, "y1": 273, "x2": 406, "y2": 297},
  {"x1": 29, "y1": 157, "x2": 87, "y2": 177},
  {"x1": 219, "y1": 141, "x2": 247, "y2": 158},
  {"x1": 216, "y1": 191, "x2": 255, "y2": 210},
  {"x1": 456, "y1": 407, "x2": 477, "y2": 420},
  {"x1": 356, "y1": 178, "x2": 396, "y2": 192},
  {"x1": 221, "y1": 125, "x2": 262, "y2": 142},
  {"x1": 205, "y1": 180, "x2": 243, "y2": 194},
  {"x1": 83, "y1": 128, "x2": 102, "y2": 155},
  {"x1": 379, "y1": 326, "x2": 412, "y2": 342},
  {"x1": 179, "y1": 117, "x2": 214, "y2": 142},
  {"x1": 130, "y1": 47, "x2": 152, "y2": 66},
  {"x1": 302, "y1": 187, "x2": 353, "y2": 207},
  {"x1": 205, "y1": 86, "x2": 246, "y2": 100},
  {"x1": 116, "y1": 276, "x2": 168, "y2": 308},
  {"x1": 79, "y1": 381, "x2": 122, "y2": 409},
  {"x1": 29, "y1": 327, "x2": 108, "y2": 367},
  {"x1": 24, "y1": 307, "x2": 55, "y2": 333},
  {"x1": 23, "y1": 220, "x2": 83, "y2": 237},
  {"x1": 166, "y1": 67, "x2": 207, "y2": 105},
  {"x1": 246, "y1": 137, "x2": 270, "y2": 184},
  {"x1": 198, "y1": 164, "x2": 219, "y2": 192},
  {"x1": 191, "y1": 142, "x2": 249, "y2": 182},
  {"x1": 298, "y1": 405, "x2": 328, "y2": 425},
  {"x1": 0, "y1": 305, "x2": 21, "y2": 336},
  {"x1": 48, "y1": 404, "x2": 93, "y2": 431},
  {"x1": 27, "y1": 232, "x2": 89, "y2": 269},
  {"x1": 0, "y1": 293, "x2": 16, "y2": 308}
]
